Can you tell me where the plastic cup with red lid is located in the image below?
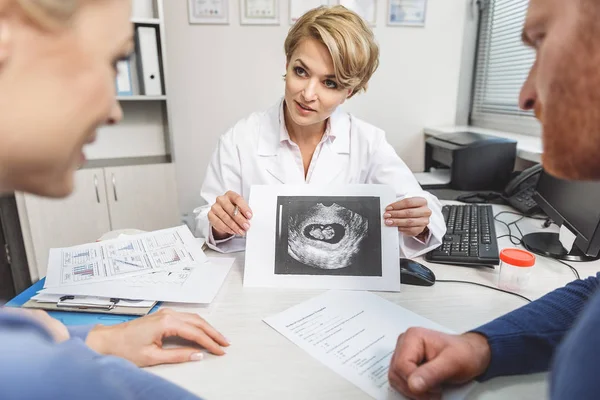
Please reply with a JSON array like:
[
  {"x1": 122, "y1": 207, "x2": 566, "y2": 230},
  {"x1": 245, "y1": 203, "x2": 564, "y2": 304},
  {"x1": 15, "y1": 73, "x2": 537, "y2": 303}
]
[{"x1": 498, "y1": 248, "x2": 536, "y2": 291}]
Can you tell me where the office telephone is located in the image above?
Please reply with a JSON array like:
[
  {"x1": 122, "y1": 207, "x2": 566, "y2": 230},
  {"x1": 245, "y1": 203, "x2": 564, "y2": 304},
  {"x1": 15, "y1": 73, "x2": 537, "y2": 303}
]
[
  {"x1": 503, "y1": 164, "x2": 543, "y2": 215},
  {"x1": 455, "y1": 163, "x2": 543, "y2": 215}
]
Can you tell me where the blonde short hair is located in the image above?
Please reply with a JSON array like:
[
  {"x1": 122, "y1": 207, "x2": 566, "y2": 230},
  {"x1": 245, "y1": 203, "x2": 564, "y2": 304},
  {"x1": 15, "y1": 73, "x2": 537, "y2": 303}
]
[
  {"x1": 16, "y1": 0, "x2": 79, "y2": 29},
  {"x1": 284, "y1": 5, "x2": 379, "y2": 98}
]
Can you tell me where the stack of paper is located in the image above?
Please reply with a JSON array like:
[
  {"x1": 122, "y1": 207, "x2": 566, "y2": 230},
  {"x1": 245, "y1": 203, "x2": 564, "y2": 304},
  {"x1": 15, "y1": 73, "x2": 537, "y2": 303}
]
[{"x1": 32, "y1": 226, "x2": 234, "y2": 313}]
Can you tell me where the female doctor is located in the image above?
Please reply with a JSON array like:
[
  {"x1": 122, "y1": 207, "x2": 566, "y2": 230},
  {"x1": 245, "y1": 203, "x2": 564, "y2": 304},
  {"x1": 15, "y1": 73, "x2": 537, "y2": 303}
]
[{"x1": 195, "y1": 5, "x2": 445, "y2": 258}]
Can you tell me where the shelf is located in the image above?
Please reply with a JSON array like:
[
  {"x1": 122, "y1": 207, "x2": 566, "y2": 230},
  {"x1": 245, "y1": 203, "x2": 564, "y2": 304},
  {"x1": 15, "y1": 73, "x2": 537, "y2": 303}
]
[
  {"x1": 83, "y1": 155, "x2": 172, "y2": 169},
  {"x1": 117, "y1": 95, "x2": 166, "y2": 101},
  {"x1": 131, "y1": 17, "x2": 160, "y2": 25}
]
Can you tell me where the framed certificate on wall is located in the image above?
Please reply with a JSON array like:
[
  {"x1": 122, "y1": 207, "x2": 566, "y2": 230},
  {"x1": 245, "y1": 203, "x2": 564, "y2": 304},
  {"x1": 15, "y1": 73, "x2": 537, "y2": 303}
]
[
  {"x1": 241, "y1": 0, "x2": 280, "y2": 25},
  {"x1": 289, "y1": 0, "x2": 329, "y2": 24},
  {"x1": 387, "y1": 0, "x2": 428, "y2": 27},
  {"x1": 188, "y1": 0, "x2": 229, "y2": 24},
  {"x1": 338, "y1": 0, "x2": 376, "y2": 26}
]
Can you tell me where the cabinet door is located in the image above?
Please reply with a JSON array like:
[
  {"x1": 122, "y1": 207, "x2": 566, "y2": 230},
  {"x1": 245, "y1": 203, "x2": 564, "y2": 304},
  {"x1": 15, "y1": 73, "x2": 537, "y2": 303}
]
[
  {"x1": 105, "y1": 163, "x2": 180, "y2": 231},
  {"x1": 23, "y1": 168, "x2": 111, "y2": 278}
]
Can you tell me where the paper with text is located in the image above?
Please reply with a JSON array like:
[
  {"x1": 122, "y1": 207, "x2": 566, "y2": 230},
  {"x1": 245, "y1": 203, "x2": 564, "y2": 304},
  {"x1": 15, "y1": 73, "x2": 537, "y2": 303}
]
[
  {"x1": 44, "y1": 225, "x2": 207, "y2": 288},
  {"x1": 40, "y1": 257, "x2": 234, "y2": 304},
  {"x1": 264, "y1": 291, "x2": 475, "y2": 400}
]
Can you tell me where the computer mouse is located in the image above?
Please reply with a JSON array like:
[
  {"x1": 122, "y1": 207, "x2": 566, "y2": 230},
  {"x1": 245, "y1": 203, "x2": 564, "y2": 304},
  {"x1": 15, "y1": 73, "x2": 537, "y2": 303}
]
[{"x1": 400, "y1": 258, "x2": 436, "y2": 286}]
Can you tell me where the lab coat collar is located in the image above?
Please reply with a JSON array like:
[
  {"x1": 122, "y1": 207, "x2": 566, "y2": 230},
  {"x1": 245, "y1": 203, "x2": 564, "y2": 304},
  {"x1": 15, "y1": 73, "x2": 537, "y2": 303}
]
[{"x1": 257, "y1": 98, "x2": 350, "y2": 156}]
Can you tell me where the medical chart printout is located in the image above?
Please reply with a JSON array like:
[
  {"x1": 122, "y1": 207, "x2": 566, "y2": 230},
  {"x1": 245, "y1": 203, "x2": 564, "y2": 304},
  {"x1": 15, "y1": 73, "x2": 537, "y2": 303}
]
[
  {"x1": 40, "y1": 257, "x2": 235, "y2": 304},
  {"x1": 264, "y1": 291, "x2": 475, "y2": 400},
  {"x1": 44, "y1": 225, "x2": 207, "y2": 288}
]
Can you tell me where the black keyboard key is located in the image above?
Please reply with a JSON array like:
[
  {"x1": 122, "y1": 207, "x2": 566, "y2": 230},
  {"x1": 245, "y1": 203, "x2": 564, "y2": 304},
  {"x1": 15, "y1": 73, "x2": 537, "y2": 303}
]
[
  {"x1": 426, "y1": 204, "x2": 499, "y2": 267},
  {"x1": 452, "y1": 251, "x2": 469, "y2": 257}
]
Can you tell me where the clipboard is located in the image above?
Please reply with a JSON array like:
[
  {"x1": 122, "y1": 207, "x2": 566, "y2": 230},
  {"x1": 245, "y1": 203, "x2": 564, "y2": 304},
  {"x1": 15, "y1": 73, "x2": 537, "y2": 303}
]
[
  {"x1": 5, "y1": 278, "x2": 161, "y2": 326},
  {"x1": 22, "y1": 296, "x2": 156, "y2": 316}
]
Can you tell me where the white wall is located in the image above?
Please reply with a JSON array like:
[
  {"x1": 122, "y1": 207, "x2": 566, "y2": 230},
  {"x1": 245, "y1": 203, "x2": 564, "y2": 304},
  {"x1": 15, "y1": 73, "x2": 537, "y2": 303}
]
[{"x1": 164, "y1": 0, "x2": 475, "y2": 215}]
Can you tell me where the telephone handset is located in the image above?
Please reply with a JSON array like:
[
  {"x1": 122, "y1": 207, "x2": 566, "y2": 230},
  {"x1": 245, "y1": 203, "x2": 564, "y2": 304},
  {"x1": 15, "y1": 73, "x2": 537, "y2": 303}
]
[{"x1": 503, "y1": 163, "x2": 543, "y2": 215}]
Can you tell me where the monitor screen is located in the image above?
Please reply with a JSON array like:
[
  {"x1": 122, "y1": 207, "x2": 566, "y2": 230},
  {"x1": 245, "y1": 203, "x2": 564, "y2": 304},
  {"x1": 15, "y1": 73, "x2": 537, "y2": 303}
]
[{"x1": 536, "y1": 171, "x2": 600, "y2": 241}]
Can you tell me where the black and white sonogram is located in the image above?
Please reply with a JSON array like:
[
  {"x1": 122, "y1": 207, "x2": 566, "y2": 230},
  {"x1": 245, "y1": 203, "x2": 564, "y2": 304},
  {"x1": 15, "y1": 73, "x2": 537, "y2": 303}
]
[{"x1": 275, "y1": 196, "x2": 382, "y2": 276}]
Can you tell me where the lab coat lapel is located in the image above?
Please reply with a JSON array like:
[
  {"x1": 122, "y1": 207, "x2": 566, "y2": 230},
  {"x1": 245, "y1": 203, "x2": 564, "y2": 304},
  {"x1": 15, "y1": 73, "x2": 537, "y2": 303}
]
[
  {"x1": 309, "y1": 108, "x2": 351, "y2": 185},
  {"x1": 256, "y1": 101, "x2": 304, "y2": 184}
]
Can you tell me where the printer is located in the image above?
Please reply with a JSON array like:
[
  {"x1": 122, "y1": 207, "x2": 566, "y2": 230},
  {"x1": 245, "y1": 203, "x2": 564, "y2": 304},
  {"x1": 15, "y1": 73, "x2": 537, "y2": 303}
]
[{"x1": 425, "y1": 131, "x2": 517, "y2": 191}]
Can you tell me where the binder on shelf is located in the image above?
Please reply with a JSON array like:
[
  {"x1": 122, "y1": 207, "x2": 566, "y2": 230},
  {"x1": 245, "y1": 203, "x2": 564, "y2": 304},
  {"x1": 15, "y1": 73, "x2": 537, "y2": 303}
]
[
  {"x1": 132, "y1": 0, "x2": 156, "y2": 19},
  {"x1": 135, "y1": 26, "x2": 163, "y2": 96},
  {"x1": 115, "y1": 60, "x2": 134, "y2": 96}
]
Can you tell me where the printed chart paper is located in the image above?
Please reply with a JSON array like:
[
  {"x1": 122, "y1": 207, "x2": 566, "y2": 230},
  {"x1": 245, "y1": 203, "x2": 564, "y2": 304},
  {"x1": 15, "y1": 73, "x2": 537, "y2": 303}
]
[
  {"x1": 40, "y1": 257, "x2": 235, "y2": 304},
  {"x1": 44, "y1": 225, "x2": 207, "y2": 288}
]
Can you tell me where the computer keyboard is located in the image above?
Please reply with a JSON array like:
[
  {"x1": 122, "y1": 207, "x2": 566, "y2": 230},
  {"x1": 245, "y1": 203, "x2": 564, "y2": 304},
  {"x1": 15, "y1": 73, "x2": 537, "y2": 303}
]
[{"x1": 425, "y1": 204, "x2": 500, "y2": 267}]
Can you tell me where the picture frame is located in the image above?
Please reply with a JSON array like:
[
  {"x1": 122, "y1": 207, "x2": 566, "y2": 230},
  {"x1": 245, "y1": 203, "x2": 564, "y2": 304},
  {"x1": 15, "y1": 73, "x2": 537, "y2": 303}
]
[
  {"x1": 338, "y1": 0, "x2": 377, "y2": 26},
  {"x1": 289, "y1": 0, "x2": 329, "y2": 25},
  {"x1": 241, "y1": 0, "x2": 280, "y2": 25},
  {"x1": 188, "y1": 0, "x2": 229, "y2": 25},
  {"x1": 387, "y1": 0, "x2": 428, "y2": 27}
]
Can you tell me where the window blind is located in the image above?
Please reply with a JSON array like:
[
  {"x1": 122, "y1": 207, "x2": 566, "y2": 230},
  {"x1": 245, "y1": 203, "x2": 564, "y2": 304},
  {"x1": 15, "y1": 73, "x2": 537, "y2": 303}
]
[{"x1": 470, "y1": 0, "x2": 541, "y2": 135}]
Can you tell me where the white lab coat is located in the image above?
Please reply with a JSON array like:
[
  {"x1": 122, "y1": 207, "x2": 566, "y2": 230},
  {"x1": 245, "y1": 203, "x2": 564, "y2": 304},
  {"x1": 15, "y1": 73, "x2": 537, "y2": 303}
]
[{"x1": 194, "y1": 99, "x2": 446, "y2": 258}]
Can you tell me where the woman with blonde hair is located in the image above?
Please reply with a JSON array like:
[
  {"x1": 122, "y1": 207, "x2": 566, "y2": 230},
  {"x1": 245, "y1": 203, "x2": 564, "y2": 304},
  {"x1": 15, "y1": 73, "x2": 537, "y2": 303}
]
[
  {"x1": 196, "y1": 5, "x2": 445, "y2": 256},
  {"x1": 0, "y1": 0, "x2": 225, "y2": 398}
]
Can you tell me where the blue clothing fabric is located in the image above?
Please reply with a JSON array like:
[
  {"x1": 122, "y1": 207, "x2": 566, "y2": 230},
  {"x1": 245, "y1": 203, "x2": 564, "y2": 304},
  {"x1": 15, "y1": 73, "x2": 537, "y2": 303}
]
[
  {"x1": 0, "y1": 311, "x2": 201, "y2": 400},
  {"x1": 550, "y1": 286, "x2": 600, "y2": 399},
  {"x1": 472, "y1": 273, "x2": 600, "y2": 394}
]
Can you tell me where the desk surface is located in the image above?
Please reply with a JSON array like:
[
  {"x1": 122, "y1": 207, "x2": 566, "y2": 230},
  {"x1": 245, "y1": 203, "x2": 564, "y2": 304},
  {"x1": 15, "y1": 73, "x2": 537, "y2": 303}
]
[{"x1": 147, "y1": 205, "x2": 600, "y2": 400}]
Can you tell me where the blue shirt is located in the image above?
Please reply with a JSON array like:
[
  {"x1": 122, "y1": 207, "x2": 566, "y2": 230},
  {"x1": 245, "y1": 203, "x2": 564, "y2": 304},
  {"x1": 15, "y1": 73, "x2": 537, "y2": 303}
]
[
  {"x1": 0, "y1": 312, "x2": 201, "y2": 400},
  {"x1": 473, "y1": 273, "x2": 600, "y2": 398}
]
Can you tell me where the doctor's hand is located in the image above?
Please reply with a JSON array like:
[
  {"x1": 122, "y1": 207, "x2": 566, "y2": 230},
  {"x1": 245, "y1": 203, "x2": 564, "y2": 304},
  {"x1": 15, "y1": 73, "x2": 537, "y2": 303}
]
[
  {"x1": 384, "y1": 197, "x2": 432, "y2": 238},
  {"x1": 85, "y1": 309, "x2": 230, "y2": 367},
  {"x1": 389, "y1": 328, "x2": 490, "y2": 400},
  {"x1": 208, "y1": 190, "x2": 253, "y2": 240}
]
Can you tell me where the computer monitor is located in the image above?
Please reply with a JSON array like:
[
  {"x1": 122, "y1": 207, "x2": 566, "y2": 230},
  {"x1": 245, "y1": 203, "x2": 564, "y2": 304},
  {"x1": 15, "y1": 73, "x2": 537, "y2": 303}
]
[{"x1": 522, "y1": 169, "x2": 600, "y2": 262}]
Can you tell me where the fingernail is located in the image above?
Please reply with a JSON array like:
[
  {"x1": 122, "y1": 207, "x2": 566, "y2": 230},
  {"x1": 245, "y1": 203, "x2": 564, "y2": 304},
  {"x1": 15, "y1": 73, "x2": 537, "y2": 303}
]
[
  {"x1": 243, "y1": 223, "x2": 250, "y2": 230},
  {"x1": 384, "y1": 213, "x2": 391, "y2": 218},
  {"x1": 246, "y1": 212, "x2": 253, "y2": 219},
  {"x1": 386, "y1": 206, "x2": 393, "y2": 211},
  {"x1": 409, "y1": 376, "x2": 426, "y2": 392},
  {"x1": 225, "y1": 337, "x2": 232, "y2": 344},
  {"x1": 190, "y1": 353, "x2": 204, "y2": 361},
  {"x1": 385, "y1": 219, "x2": 393, "y2": 225},
  {"x1": 239, "y1": 230, "x2": 245, "y2": 236}
]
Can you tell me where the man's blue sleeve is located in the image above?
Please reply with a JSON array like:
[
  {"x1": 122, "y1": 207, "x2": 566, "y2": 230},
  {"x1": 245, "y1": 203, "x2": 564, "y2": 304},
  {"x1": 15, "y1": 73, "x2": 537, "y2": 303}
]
[
  {"x1": 472, "y1": 273, "x2": 600, "y2": 380},
  {"x1": 0, "y1": 313, "x2": 201, "y2": 400},
  {"x1": 551, "y1": 286, "x2": 600, "y2": 399}
]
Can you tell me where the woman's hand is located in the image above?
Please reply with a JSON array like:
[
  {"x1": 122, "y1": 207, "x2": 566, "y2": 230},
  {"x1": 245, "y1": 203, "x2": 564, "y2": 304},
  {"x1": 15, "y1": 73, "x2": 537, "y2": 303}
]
[
  {"x1": 86, "y1": 309, "x2": 230, "y2": 367},
  {"x1": 208, "y1": 191, "x2": 253, "y2": 240},
  {"x1": 384, "y1": 197, "x2": 432, "y2": 238}
]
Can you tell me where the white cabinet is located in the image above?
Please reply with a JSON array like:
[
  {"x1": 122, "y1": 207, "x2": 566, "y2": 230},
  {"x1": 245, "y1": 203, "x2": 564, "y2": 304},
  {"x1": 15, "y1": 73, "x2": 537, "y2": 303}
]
[
  {"x1": 105, "y1": 164, "x2": 179, "y2": 231},
  {"x1": 18, "y1": 163, "x2": 180, "y2": 279}
]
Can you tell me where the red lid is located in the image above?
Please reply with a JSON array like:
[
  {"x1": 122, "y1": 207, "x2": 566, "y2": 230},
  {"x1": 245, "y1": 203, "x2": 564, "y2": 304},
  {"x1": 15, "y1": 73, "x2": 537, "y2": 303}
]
[{"x1": 500, "y1": 248, "x2": 536, "y2": 267}]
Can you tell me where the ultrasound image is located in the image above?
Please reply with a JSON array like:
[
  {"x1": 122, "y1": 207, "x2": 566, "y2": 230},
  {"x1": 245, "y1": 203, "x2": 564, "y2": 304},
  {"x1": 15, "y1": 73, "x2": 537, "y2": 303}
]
[{"x1": 275, "y1": 196, "x2": 382, "y2": 276}]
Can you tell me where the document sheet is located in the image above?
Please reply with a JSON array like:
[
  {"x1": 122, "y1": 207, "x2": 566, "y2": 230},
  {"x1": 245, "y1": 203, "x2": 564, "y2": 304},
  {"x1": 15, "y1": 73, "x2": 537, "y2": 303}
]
[
  {"x1": 44, "y1": 225, "x2": 207, "y2": 288},
  {"x1": 264, "y1": 291, "x2": 475, "y2": 400},
  {"x1": 40, "y1": 257, "x2": 235, "y2": 304}
]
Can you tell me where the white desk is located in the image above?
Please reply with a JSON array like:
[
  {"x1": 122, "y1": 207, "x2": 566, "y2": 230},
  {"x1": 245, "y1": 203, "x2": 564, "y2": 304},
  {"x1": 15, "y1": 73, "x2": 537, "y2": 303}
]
[{"x1": 147, "y1": 204, "x2": 600, "y2": 400}]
